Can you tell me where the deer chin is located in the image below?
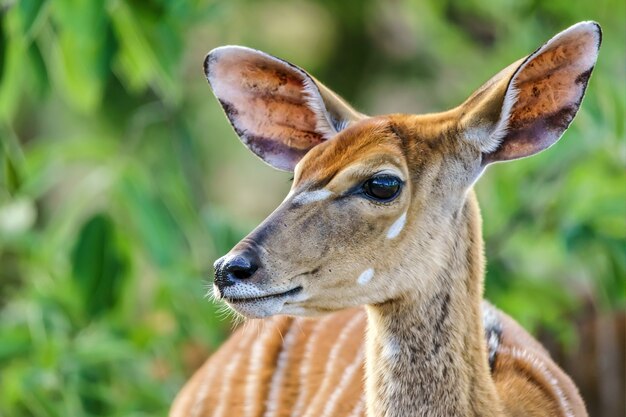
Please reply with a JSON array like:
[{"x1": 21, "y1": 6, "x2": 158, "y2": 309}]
[{"x1": 216, "y1": 283, "x2": 305, "y2": 318}]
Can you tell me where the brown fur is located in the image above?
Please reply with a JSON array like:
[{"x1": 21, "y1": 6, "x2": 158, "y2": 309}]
[
  {"x1": 171, "y1": 305, "x2": 585, "y2": 417},
  {"x1": 173, "y1": 22, "x2": 601, "y2": 417}
]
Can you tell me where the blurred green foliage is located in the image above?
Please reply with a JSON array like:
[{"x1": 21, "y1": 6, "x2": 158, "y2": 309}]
[{"x1": 0, "y1": 0, "x2": 624, "y2": 415}]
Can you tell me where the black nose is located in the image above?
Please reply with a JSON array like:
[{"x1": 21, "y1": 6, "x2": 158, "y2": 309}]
[{"x1": 214, "y1": 252, "x2": 259, "y2": 288}]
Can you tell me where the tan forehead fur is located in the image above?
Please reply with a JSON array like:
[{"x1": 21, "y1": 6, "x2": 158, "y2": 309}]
[{"x1": 294, "y1": 112, "x2": 461, "y2": 187}]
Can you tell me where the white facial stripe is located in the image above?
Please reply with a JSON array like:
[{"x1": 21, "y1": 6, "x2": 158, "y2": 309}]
[
  {"x1": 357, "y1": 268, "x2": 374, "y2": 285},
  {"x1": 291, "y1": 189, "x2": 332, "y2": 205},
  {"x1": 387, "y1": 212, "x2": 407, "y2": 239}
]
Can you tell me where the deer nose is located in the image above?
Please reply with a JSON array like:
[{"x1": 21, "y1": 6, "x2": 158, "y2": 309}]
[{"x1": 214, "y1": 252, "x2": 260, "y2": 288}]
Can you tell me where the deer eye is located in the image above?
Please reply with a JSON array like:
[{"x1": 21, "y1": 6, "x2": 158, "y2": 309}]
[{"x1": 362, "y1": 175, "x2": 401, "y2": 202}]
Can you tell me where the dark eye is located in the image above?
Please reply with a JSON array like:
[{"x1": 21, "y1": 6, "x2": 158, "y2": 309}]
[{"x1": 362, "y1": 175, "x2": 402, "y2": 202}]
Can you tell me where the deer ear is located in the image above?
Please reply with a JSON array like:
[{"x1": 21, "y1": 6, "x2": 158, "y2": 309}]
[
  {"x1": 459, "y1": 21, "x2": 601, "y2": 164},
  {"x1": 204, "y1": 46, "x2": 364, "y2": 172}
]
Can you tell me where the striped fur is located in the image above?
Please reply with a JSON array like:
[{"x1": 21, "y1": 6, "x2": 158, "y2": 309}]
[
  {"x1": 171, "y1": 304, "x2": 585, "y2": 417},
  {"x1": 173, "y1": 22, "x2": 602, "y2": 417}
]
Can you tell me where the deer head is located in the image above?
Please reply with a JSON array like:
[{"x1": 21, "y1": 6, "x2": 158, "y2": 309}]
[{"x1": 206, "y1": 22, "x2": 601, "y2": 319}]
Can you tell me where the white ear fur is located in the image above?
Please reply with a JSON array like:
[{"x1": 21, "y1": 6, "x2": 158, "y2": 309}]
[
  {"x1": 483, "y1": 79, "x2": 519, "y2": 153},
  {"x1": 301, "y1": 77, "x2": 346, "y2": 140}
]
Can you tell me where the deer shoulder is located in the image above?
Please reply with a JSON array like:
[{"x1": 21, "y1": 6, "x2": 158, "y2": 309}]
[{"x1": 172, "y1": 304, "x2": 585, "y2": 417}]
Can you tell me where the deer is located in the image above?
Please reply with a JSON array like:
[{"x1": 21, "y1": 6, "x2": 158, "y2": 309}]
[{"x1": 171, "y1": 21, "x2": 601, "y2": 417}]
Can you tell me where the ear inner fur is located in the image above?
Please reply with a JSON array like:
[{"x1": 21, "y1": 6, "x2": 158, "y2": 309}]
[
  {"x1": 459, "y1": 21, "x2": 601, "y2": 163},
  {"x1": 205, "y1": 46, "x2": 364, "y2": 171}
]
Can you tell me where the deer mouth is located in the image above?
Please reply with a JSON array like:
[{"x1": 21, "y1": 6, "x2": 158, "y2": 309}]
[{"x1": 223, "y1": 286, "x2": 303, "y2": 304}]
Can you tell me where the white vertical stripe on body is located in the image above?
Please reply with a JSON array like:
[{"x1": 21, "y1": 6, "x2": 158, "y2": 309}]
[
  {"x1": 263, "y1": 321, "x2": 300, "y2": 417},
  {"x1": 245, "y1": 320, "x2": 282, "y2": 417},
  {"x1": 320, "y1": 346, "x2": 365, "y2": 417},
  {"x1": 189, "y1": 353, "x2": 221, "y2": 417},
  {"x1": 212, "y1": 328, "x2": 257, "y2": 417},
  {"x1": 303, "y1": 311, "x2": 365, "y2": 417},
  {"x1": 347, "y1": 396, "x2": 366, "y2": 417},
  {"x1": 290, "y1": 313, "x2": 336, "y2": 417}
]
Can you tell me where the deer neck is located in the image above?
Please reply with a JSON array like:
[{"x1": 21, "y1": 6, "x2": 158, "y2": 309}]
[{"x1": 364, "y1": 191, "x2": 503, "y2": 417}]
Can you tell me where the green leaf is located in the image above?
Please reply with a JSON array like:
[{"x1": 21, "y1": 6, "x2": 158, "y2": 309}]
[
  {"x1": 17, "y1": 0, "x2": 45, "y2": 38},
  {"x1": 27, "y1": 42, "x2": 49, "y2": 97},
  {"x1": 118, "y1": 179, "x2": 185, "y2": 268},
  {"x1": 3, "y1": 153, "x2": 21, "y2": 195},
  {"x1": 71, "y1": 213, "x2": 128, "y2": 318},
  {"x1": 49, "y1": 0, "x2": 110, "y2": 112},
  {"x1": 0, "y1": 9, "x2": 5, "y2": 79},
  {"x1": 0, "y1": 326, "x2": 31, "y2": 362},
  {"x1": 0, "y1": 10, "x2": 28, "y2": 122},
  {"x1": 107, "y1": 0, "x2": 180, "y2": 104}
]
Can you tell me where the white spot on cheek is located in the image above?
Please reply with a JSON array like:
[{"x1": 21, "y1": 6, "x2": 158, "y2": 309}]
[
  {"x1": 386, "y1": 212, "x2": 407, "y2": 239},
  {"x1": 357, "y1": 268, "x2": 374, "y2": 285},
  {"x1": 383, "y1": 337, "x2": 401, "y2": 358},
  {"x1": 292, "y1": 189, "x2": 332, "y2": 205}
]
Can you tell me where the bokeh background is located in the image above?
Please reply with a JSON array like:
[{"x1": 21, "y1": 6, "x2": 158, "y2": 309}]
[{"x1": 0, "y1": 0, "x2": 624, "y2": 416}]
